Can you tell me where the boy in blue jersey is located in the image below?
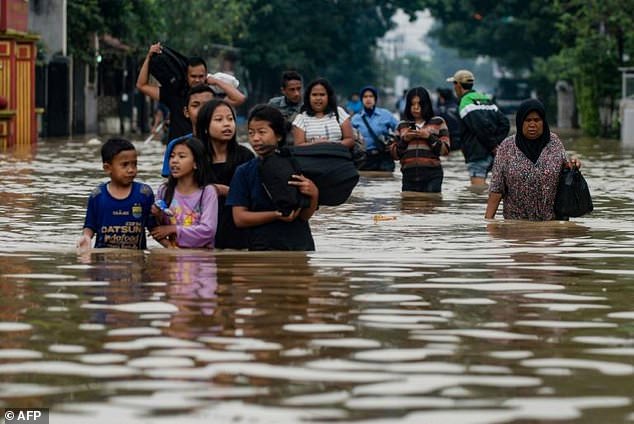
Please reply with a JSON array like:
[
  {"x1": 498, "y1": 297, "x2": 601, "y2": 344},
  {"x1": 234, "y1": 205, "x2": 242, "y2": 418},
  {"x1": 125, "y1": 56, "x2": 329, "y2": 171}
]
[{"x1": 77, "y1": 138, "x2": 156, "y2": 250}]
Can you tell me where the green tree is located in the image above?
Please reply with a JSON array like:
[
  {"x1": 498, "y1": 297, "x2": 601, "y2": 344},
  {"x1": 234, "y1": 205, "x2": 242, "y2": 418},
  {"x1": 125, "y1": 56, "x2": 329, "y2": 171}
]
[
  {"x1": 67, "y1": 0, "x2": 103, "y2": 62},
  {"x1": 68, "y1": 0, "x2": 165, "y2": 62},
  {"x1": 548, "y1": 0, "x2": 632, "y2": 136},
  {"x1": 234, "y1": 0, "x2": 424, "y2": 103},
  {"x1": 424, "y1": 0, "x2": 560, "y2": 71},
  {"x1": 159, "y1": 0, "x2": 252, "y2": 57}
]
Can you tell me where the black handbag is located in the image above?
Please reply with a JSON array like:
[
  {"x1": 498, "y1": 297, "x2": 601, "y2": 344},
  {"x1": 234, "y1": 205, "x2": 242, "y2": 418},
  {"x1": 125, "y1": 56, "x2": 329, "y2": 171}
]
[{"x1": 554, "y1": 167, "x2": 593, "y2": 218}]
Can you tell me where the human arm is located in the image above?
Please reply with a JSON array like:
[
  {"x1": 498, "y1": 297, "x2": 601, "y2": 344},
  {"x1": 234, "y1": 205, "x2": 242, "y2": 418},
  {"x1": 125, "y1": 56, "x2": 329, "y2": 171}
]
[
  {"x1": 233, "y1": 207, "x2": 295, "y2": 228},
  {"x1": 429, "y1": 117, "x2": 451, "y2": 156},
  {"x1": 485, "y1": 192, "x2": 503, "y2": 219},
  {"x1": 340, "y1": 118, "x2": 354, "y2": 149},
  {"x1": 136, "y1": 43, "x2": 162, "y2": 101},
  {"x1": 288, "y1": 174, "x2": 319, "y2": 221},
  {"x1": 150, "y1": 223, "x2": 176, "y2": 247},
  {"x1": 293, "y1": 126, "x2": 308, "y2": 145},
  {"x1": 213, "y1": 184, "x2": 230, "y2": 197},
  {"x1": 206, "y1": 74, "x2": 246, "y2": 107},
  {"x1": 77, "y1": 228, "x2": 94, "y2": 250}
]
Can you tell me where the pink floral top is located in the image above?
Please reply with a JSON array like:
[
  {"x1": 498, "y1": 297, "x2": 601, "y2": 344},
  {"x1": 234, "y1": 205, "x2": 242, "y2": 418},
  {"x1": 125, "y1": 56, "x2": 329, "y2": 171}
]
[{"x1": 489, "y1": 133, "x2": 567, "y2": 221}]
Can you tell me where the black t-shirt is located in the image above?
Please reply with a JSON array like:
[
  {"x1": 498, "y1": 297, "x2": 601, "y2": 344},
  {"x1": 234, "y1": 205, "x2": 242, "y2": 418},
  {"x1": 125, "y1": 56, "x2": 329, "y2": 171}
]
[
  {"x1": 160, "y1": 87, "x2": 191, "y2": 141},
  {"x1": 211, "y1": 145, "x2": 255, "y2": 249}
]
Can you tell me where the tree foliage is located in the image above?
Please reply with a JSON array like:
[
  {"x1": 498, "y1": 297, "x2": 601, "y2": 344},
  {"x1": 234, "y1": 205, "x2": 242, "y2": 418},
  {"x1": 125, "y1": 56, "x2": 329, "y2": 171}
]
[
  {"x1": 67, "y1": 0, "x2": 103, "y2": 62},
  {"x1": 536, "y1": 0, "x2": 634, "y2": 135},
  {"x1": 68, "y1": 0, "x2": 165, "y2": 62},
  {"x1": 424, "y1": 0, "x2": 560, "y2": 71},
  {"x1": 234, "y1": 0, "x2": 424, "y2": 103}
]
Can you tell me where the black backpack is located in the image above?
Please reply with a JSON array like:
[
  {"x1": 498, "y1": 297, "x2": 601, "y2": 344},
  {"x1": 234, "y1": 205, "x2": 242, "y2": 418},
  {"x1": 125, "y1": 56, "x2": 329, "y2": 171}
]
[
  {"x1": 280, "y1": 143, "x2": 359, "y2": 206},
  {"x1": 259, "y1": 153, "x2": 311, "y2": 216},
  {"x1": 149, "y1": 45, "x2": 188, "y2": 92}
]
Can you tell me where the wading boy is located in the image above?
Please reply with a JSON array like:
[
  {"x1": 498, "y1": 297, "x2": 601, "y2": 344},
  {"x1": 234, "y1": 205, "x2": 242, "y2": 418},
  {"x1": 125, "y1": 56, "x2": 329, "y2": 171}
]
[{"x1": 77, "y1": 138, "x2": 156, "y2": 249}]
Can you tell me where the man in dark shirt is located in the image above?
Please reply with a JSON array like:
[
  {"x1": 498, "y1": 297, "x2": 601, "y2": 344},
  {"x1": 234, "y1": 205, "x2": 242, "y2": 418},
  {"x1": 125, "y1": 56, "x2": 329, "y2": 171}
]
[{"x1": 136, "y1": 42, "x2": 245, "y2": 141}]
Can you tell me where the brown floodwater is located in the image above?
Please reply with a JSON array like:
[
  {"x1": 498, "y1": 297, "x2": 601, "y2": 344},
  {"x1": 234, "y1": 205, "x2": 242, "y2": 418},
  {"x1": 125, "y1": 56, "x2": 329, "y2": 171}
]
[{"x1": 0, "y1": 132, "x2": 632, "y2": 423}]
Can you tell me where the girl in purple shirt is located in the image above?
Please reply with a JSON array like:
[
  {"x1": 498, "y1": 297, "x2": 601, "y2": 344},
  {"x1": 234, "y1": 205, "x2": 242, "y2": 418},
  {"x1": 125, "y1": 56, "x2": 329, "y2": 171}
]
[{"x1": 151, "y1": 137, "x2": 218, "y2": 248}]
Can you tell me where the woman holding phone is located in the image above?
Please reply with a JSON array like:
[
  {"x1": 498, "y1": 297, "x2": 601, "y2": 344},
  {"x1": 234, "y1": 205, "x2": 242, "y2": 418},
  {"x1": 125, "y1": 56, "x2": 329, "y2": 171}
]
[{"x1": 391, "y1": 86, "x2": 451, "y2": 193}]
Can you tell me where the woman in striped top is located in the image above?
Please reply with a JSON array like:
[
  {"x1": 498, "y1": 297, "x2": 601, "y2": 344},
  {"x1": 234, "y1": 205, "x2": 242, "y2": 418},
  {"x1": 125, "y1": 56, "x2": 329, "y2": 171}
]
[
  {"x1": 292, "y1": 78, "x2": 354, "y2": 149},
  {"x1": 391, "y1": 87, "x2": 451, "y2": 193}
]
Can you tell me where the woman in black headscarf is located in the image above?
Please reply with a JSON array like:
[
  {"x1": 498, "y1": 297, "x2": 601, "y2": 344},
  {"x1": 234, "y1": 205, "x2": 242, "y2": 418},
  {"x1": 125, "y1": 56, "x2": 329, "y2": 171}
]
[{"x1": 485, "y1": 99, "x2": 581, "y2": 220}]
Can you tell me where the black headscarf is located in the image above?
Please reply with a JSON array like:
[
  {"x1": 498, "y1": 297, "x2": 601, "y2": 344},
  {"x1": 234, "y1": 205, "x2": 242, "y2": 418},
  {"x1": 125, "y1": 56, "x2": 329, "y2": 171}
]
[{"x1": 515, "y1": 98, "x2": 550, "y2": 163}]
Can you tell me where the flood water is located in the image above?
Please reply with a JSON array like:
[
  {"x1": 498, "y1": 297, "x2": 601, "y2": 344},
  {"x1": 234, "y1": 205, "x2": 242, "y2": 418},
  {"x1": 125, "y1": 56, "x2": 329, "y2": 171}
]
[{"x1": 0, "y1": 132, "x2": 633, "y2": 423}]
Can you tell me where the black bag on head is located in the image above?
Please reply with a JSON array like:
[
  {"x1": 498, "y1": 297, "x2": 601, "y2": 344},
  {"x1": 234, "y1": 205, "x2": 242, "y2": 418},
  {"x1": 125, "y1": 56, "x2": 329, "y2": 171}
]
[
  {"x1": 149, "y1": 45, "x2": 189, "y2": 92},
  {"x1": 554, "y1": 167, "x2": 593, "y2": 218},
  {"x1": 259, "y1": 153, "x2": 311, "y2": 216},
  {"x1": 282, "y1": 143, "x2": 359, "y2": 206}
]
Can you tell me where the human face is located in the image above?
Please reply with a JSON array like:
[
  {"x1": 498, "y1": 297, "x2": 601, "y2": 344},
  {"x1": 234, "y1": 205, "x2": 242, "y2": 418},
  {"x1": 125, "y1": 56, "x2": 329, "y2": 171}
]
[
  {"x1": 104, "y1": 149, "x2": 137, "y2": 187},
  {"x1": 169, "y1": 143, "x2": 196, "y2": 180},
  {"x1": 309, "y1": 84, "x2": 328, "y2": 113},
  {"x1": 452, "y1": 81, "x2": 464, "y2": 98},
  {"x1": 410, "y1": 96, "x2": 422, "y2": 120},
  {"x1": 187, "y1": 64, "x2": 207, "y2": 87},
  {"x1": 208, "y1": 104, "x2": 236, "y2": 142},
  {"x1": 248, "y1": 118, "x2": 280, "y2": 157},
  {"x1": 522, "y1": 111, "x2": 544, "y2": 140},
  {"x1": 184, "y1": 91, "x2": 214, "y2": 130},
  {"x1": 362, "y1": 91, "x2": 376, "y2": 109},
  {"x1": 281, "y1": 79, "x2": 302, "y2": 104}
]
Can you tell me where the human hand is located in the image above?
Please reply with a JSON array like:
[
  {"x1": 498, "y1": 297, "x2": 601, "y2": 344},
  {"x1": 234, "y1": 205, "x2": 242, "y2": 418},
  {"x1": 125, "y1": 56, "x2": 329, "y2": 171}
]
[
  {"x1": 277, "y1": 208, "x2": 301, "y2": 222},
  {"x1": 417, "y1": 127, "x2": 431, "y2": 139},
  {"x1": 567, "y1": 157, "x2": 582, "y2": 169},
  {"x1": 150, "y1": 225, "x2": 176, "y2": 241},
  {"x1": 150, "y1": 204, "x2": 161, "y2": 217},
  {"x1": 76, "y1": 234, "x2": 92, "y2": 250},
  {"x1": 148, "y1": 42, "x2": 162, "y2": 56},
  {"x1": 288, "y1": 174, "x2": 318, "y2": 200},
  {"x1": 400, "y1": 130, "x2": 418, "y2": 142}
]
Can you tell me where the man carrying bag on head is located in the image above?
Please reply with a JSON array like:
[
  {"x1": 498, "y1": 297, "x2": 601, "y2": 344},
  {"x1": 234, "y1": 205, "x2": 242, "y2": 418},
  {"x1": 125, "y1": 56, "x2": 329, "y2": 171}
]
[{"x1": 351, "y1": 86, "x2": 398, "y2": 172}]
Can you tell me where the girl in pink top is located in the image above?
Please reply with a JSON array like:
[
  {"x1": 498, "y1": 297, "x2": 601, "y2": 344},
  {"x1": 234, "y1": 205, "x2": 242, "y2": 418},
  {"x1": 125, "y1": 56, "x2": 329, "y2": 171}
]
[{"x1": 151, "y1": 137, "x2": 218, "y2": 248}]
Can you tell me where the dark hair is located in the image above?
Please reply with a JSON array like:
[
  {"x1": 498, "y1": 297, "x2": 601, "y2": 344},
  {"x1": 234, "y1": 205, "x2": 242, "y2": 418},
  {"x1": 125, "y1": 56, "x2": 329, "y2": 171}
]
[
  {"x1": 195, "y1": 99, "x2": 239, "y2": 183},
  {"x1": 404, "y1": 86, "x2": 434, "y2": 123},
  {"x1": 101, "y1": 138, "x2": 135, "y2": 163},
  {"x1": 187, "y1": 56, "x2": 207, "y2": 71},
  {"x1": 248, "y1": 104, "x2": 287, "y2": 146},
  {"x1": 162, "y1": 137, "x2": 211, "y2": 206},
  {"x1": 186, "y1": 84, "x2": 214, "y2": 106},
  {"x1": 281, "y1": 70, "x2": 302, "y2": 88},
  {"x1": 301, "y1": 77, "x2": 338, "y2": 118}
]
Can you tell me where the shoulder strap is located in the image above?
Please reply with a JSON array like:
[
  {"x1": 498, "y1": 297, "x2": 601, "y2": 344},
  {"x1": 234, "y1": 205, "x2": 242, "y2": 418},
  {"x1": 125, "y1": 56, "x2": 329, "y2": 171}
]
[
  {"x1": 195, "y1": 185, "x2": 207, "y2": 212},
  {"x1": 361, "y1": 114, "x2": 381, "y2": 143}
]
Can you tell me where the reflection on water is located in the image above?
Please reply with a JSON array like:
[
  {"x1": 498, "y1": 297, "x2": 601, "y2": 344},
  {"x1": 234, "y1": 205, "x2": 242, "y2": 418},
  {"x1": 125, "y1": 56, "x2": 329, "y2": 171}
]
[{"x1": 0, "y1": 134, "x2": 633, "y2": 423}]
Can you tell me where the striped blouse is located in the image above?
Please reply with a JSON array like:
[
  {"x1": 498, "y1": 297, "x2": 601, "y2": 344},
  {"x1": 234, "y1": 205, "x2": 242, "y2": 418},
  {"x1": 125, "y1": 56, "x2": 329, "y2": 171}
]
[{"x1": 292, "y1": 106, "x2": 350, "y2": 143}]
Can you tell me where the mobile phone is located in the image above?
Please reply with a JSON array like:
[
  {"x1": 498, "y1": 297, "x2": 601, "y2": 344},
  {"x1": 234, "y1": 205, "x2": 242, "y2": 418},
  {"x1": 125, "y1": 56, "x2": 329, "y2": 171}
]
[{"x1": 408, "y1": 122, "x2": 417, "y2": 130}]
